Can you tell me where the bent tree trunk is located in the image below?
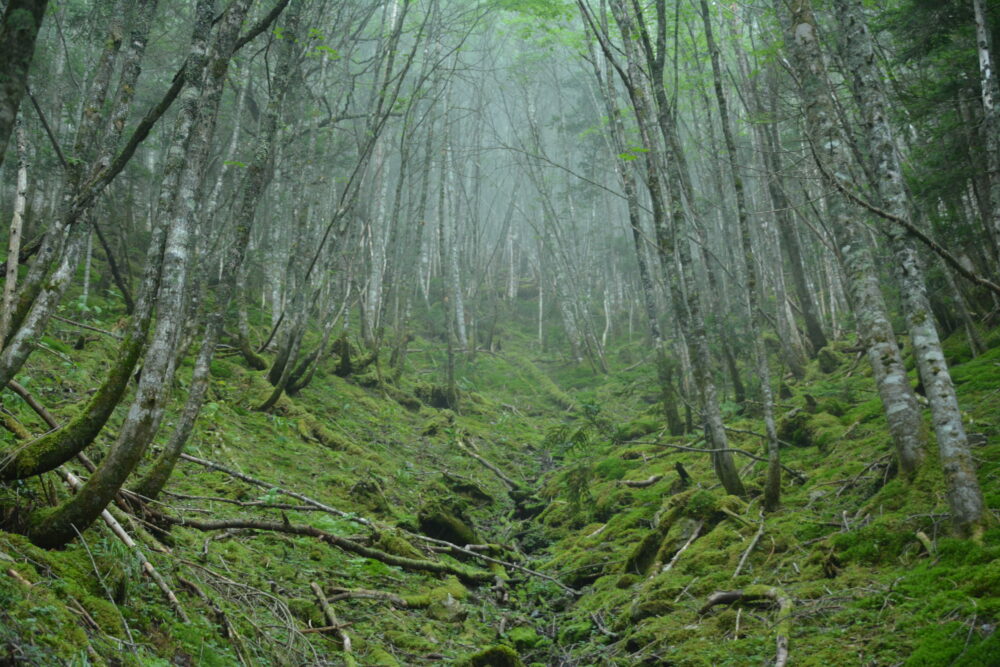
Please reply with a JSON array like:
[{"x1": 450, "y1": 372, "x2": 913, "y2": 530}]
[
  {"x1": 136, "y1": 3, "x2": 298, "y2": 499},
  {"x1": 26, "y1": 0, "x2": 251, "y2": 549}
]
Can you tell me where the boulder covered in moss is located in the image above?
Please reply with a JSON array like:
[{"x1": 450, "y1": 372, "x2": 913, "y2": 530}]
[
  {"x1": 817, "y1": 346, "x2": 844, "y2": 373},
  {"x1": 457, "y1": 645, "x2": 525, "y2": 667},
  {"x1": 418, "y1": 501, "x2": 479, "y2": 545}
]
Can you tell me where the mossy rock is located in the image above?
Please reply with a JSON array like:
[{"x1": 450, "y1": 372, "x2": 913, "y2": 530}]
[
  {"x1": 421, "y1": 410, "x2": 456, "y2": 436},
  {"x1": 507, "y1": 626, "x2": 544, "y2": 650},
  {"x1": 415, "y1": 382, "x2": 457, "y2": 409},
  {"x1": 418, "y1": 502, "x2": 480, "y2": 545},
  {"x1": 374, "y1": 531, "x2": 424, "y2": 560},
  {"x1": 613, "y1": 416, "x2": 660, "y2": 442},
  {"x1": 457, "y1": 645, "x2": 525, "y2": 667},
  {"x1": 386, "y1": 630, "x2": 438, "y2": 654},
  {"x1": 624, "y1": 530, "x2": 662, "y2": 576},
  {"x1": 817, "y1": 346, "x2": 844, "y2": 373},
  {"x1": 442, "y1": 473, "x2": 494, "y2": 505}
]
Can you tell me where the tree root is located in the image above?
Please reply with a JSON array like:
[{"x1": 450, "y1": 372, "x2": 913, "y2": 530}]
[{"x1": 699, "y1": 585, "x2": 792, "y2": 667}]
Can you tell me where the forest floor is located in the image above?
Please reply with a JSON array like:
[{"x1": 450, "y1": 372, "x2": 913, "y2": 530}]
[{"x1": 1, "y1": 303, "x2": 999, "y2": 666}]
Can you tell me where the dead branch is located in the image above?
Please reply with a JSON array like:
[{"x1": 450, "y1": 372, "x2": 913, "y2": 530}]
[
  {"x1": 51, "y1": 315, "x2": 123, "y2": 339},
  {"x1": 700, "y1": 585, "x2": 792, "y2": 667},
  {"x1": 456, "y1": 438, "x2": 521, "y2": 490},
  {"x1": 310, "y1": 582, "x2": 352, "y2": 657},
  {"x1": 156, "y1": 513, "x2": 492, "y2": 585},
  {"x1": 620, "y1": 474, "x2": 663, "y2": 488},
  {"x1": 326, "y1": 586, "x2": 410, "y2": 607},
  {"x1": 408, "y1": 532, "x2": 579, "y2": 596},
  {"x1": 661, "y1": 520, "x2": 703, "y2": 574},
  {"x1": 5, "y1": 567, "x2": 33, "y2": 587},
  {"x1": 179, "y1": 453, "x2": 372, "y2": 527},
  {"x1": 634, "y1": 436, "x2": 808, "y2": 482},
  {"x1": 179, "y1": 453, "x2": 571, "y2": 593},
  {"x1": 734, "y1": 518, "x2": 766, "y2": 578}
]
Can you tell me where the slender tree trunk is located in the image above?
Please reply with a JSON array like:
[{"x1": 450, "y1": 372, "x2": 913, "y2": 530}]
[
  {"x1": 780, "y1": 0, "x2": 927, "y2": 478},
  {"x1": 700, "y1": 0, "x2": 782, "y2": 509},
  {"x1": 973, "y1": 0, "x2": 1000, "y2": 261},
  {"x1": 0, "y1": 118, "x2": 28, "y2": 342},
  {"x1": 835, "y1": 0, "x2": 985, "y2": 534}
]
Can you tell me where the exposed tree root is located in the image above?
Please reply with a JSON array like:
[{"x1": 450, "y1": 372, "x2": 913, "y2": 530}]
[{"x1": 699, "y1": 585, "x2": 792, "y2": 667}]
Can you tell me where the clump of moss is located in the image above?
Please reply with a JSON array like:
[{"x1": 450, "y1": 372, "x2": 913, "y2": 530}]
[
  {"x1": 817, "y1": 346, "x2": 844, "y2": 373},
  {"x1": 418, "y1": 501, "x2": 479, "y2": 545},
  {"x1": 457, "y1": 644, "x2": 525, "y2": 667}
]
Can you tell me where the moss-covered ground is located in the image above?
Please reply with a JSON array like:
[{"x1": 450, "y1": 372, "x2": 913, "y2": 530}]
[{"x1": 0, "y1": 302, "x2": 998, "y2": 665}]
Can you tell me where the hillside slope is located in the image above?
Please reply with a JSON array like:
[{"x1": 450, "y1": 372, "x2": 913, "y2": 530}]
[{"x1": 0, "y1": 317, "x2": 998, "y2": 665}]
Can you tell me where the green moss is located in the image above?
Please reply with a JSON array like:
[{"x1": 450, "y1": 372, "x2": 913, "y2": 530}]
[
  {"x1": 507, "y1": 626, "x2": 544, "y2": 649},
  {"x1": 457, "y1": 644, "x2": 525, "y2": 667},
  {"x1": 817, "y1": 346, "x2": 844, "y2": 373},
  {"x1": 386, "y1": 629, "x2": 438, "y2": 653}
]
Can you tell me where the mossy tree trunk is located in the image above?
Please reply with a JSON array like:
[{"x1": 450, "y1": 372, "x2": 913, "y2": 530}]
[
  {"x1": 0, "y1": 0, "x2": 48, "y2": 169},
  {"x1": 27, "y1": 0, "x2": 251, "y2": 548},
  {"x1": 779, "y1": 0, "x2": 927, "y2": 478},
  {"x1": 834, "y1": 0, "x2": 985, "y2": 534}
]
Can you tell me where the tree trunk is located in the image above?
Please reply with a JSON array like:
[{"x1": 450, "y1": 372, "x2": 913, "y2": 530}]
[
  {"x1": 835, "y1": 0, "x2": 985, "y2": 534},
  {"x1": 780, "y1": 0, "x2": 927, "y2": 478},
  {"x1": 700, "y1": 0, "x2": 782, "y2": 510},
  {"x1": 0, "y1": 0, "x2": 48, "y2": 168}
]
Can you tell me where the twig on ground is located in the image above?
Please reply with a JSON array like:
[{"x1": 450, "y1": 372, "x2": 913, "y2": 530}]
[
  {"x1": 620, "y1": 474, "x2": 663, "y2": 488},
  {"x1": 734, "y1": 518, "x2": 765, "y2": 578}
]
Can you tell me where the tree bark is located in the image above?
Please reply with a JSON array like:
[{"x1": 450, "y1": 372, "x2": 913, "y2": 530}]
[
  {"x1": 0, "y1": 0, "x2": 48, "y2": 168},
  {"x1": 779, "y1": 0, "x2": 927, "y2": 478},
  {"x1": 835, "y1": 0, "x2": 985, "y2": 534}
]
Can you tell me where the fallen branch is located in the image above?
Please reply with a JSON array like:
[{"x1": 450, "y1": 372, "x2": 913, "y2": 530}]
[
  {"x1": 51, "y1": 315, "x2": 123, "y2": 339},
  {"x1": 734, "y1": 518, "x2": 766, "y2": 578},
  {"x1": 180, "y1": 453, "x2": 571, "y2": 594},
  {"x1": 155, "y1": 513, "x2": 492, "y2": 585},
  {"x1": 620, "y1": 474, "x2": 663, "y2": 488},
  {"x1": 326, "y1": 586, "x2": 409, "y2": 607},
  {"x1": 177, "y1": 574, "x2": 248, "y2": 665},
  {"x1": 662, "y1": 520, "x2": 703, "y2": 574},
  {"x1": 408, "y1": 532, "x2": 580, "y2": 596},
  {"x1": 310, "y1": 582, "x2": 353, "y2": 660},
  {"x1": 700, "y1": 585, "x2": 792, "y2": 667},
  {"x1": 456, "y1": 438, "x2": 521, "y2": 491},
  {"x1": 179, "y1": 454, "x2": 372, "y2": 527},
  {"x1": 634, "y1": 437, "x2": 807, "y2": 482},
  {"x1": 5, "y1": 567, "x2": 33, "y2": 587}
]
